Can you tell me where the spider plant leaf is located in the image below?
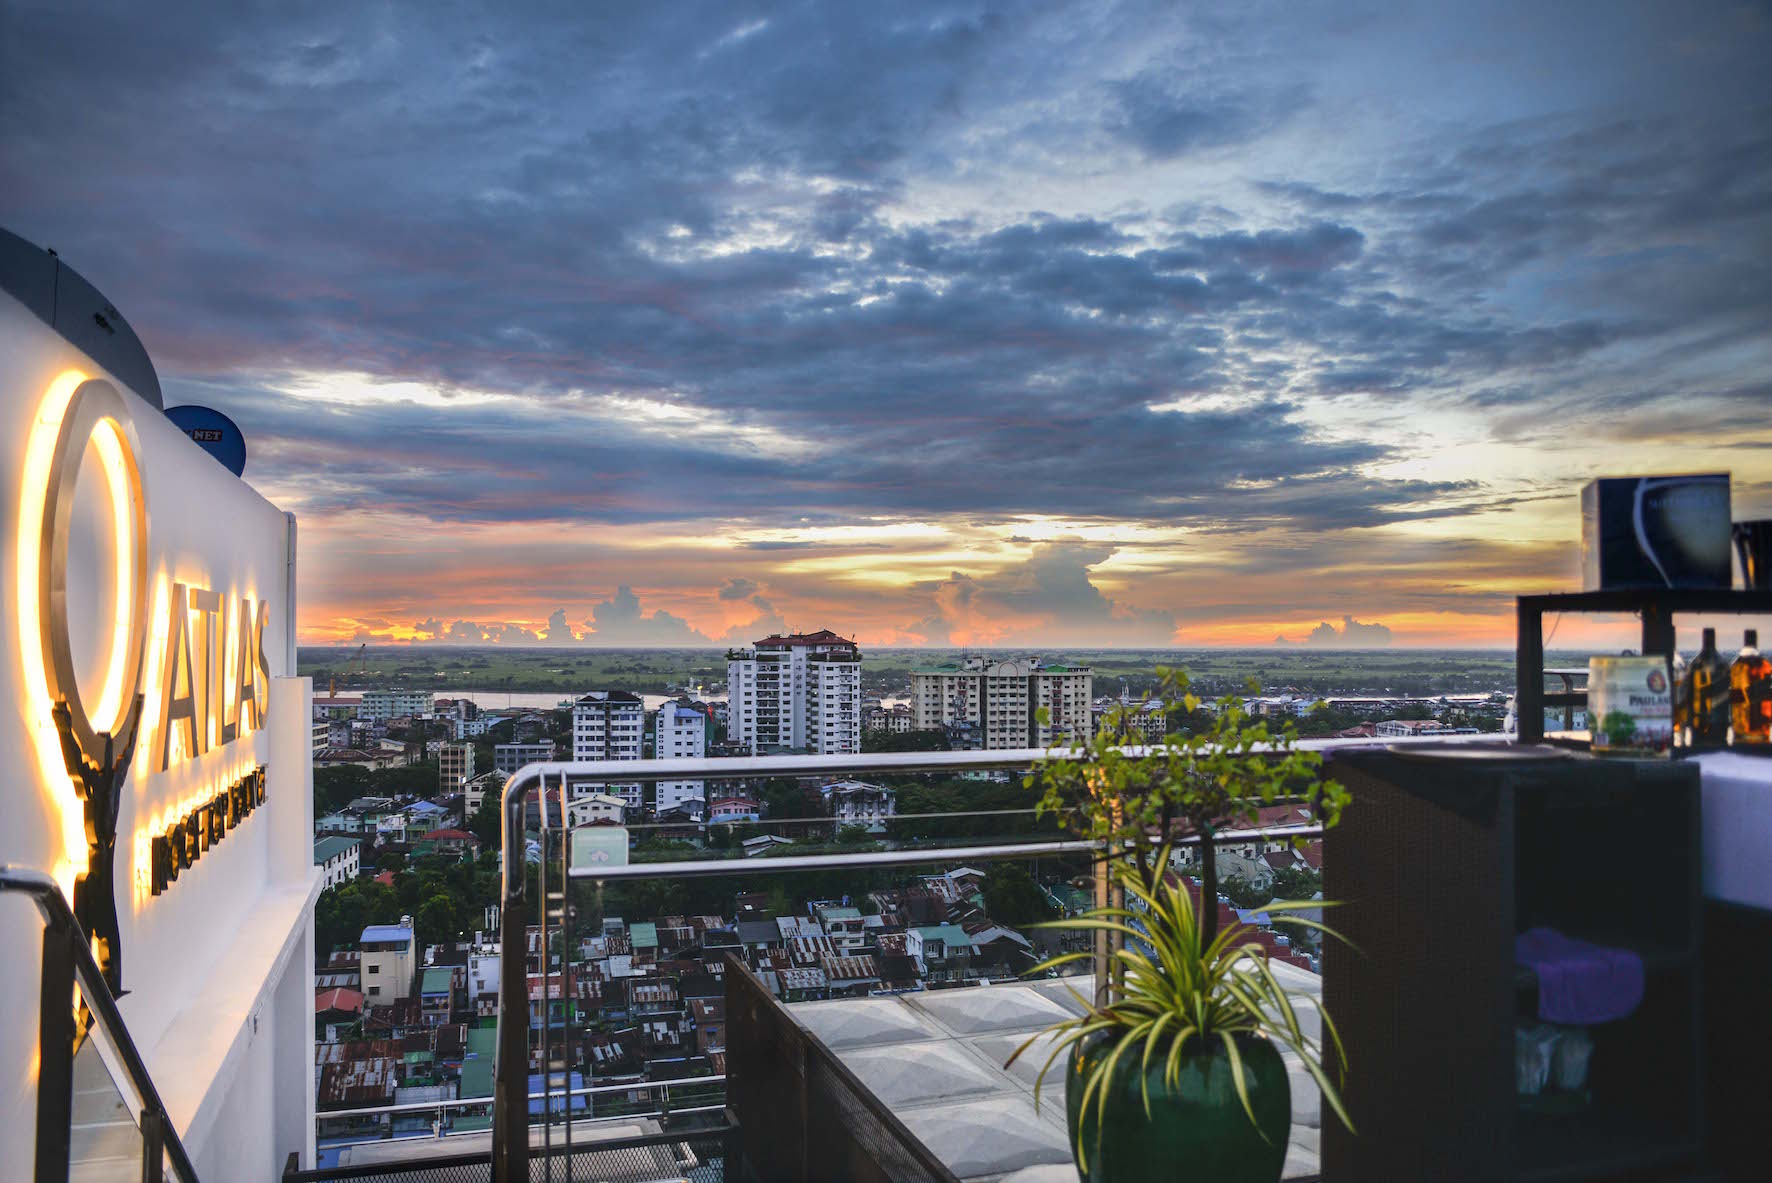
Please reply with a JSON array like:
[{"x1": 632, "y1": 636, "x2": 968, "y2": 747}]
[
  {"x1": 1256, "y1": 898, "x2": 1342, "y2": 913},
  {"x1": 1139, "y1": 1010, "x2": 1176, "y2": 1097},
  {"x1": 1217, "y1": 1029, "x2": 1266, "y2": 1139},
  {"x1": 1290, "y1": 1035, "x2": 1356, "y2": 1134},
  {"x1": 1305, "y1": 992, "x2": 1350, "y2": 1077},
  {"x1": 1025, "y1": 1024, "x2": 1109, "y2": 1110},
  {"x1": 1163, "y1": 1023, "x2": 1198, "y2": 1090}
]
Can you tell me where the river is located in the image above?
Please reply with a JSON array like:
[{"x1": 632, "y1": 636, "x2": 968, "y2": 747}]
[
  {"x1": 445, "y1": 690, "x2": 721, "y2": 712},
  {"x1": 445, "y1": 689, "x2": 908, "y2": 713}
]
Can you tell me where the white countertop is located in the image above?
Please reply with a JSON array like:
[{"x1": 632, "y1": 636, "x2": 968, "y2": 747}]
[{"x1": 1695, "y1": 751, "x2": 1772, "y2": 910}]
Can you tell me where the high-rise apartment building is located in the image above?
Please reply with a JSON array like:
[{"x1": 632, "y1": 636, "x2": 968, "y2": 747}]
[
  {"x1": 572, "y1": 691, "x2": 646, "y2": 809},
  {"x1": 494, "y1": 741, "x2": 555, "y2": 776},
  {"x1": 359, "y1": 689, "x2": 435, "y2": 720},
  {"x1": 655, "y1": 700, "x2": 708, "y2": 816},
  {"x1": 439, "y1": 741, "x2": 475, "y2": 793},
  {"x1": 912, "y1": 657, "x2": 1093, "y2": 748},
  {"x1": 727, "y1": 630, "x2": 862, "y2": 754}
]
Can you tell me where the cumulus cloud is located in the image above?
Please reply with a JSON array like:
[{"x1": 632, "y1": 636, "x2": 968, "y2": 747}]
[
  {"x1": 583, "y1": 587, "x2": 715, "y2": 646},
  {"x1": 719, "y1": 592, "x2": 786, "y2": 645},
  {"x1": 717, "y1": 578, "x2": 760, "y2": 601},
  {"x1": 906, "y1": 541, "x2": 1176, "y2": 647},
  {"x1": 1281, "y1": 615, "x2": 1395, "y2": 648},
  {"x1": 543, "y1": 608, "x2": 578, "y2": 643}
]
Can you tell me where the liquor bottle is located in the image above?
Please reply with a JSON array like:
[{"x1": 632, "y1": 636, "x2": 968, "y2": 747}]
[
  {"x1": 1729, "y1": 629, "x2": 1772, "y2": 746},
  {"x1": 1671, "y1": 649, "x2": 1690, "y2": 746},
  {"x1": 1685, "y1": 628, "x2": 1731, "y2": 749}
]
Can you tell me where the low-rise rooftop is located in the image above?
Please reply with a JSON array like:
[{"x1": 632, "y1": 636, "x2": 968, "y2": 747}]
[{"x1": 313, "y1": 836, "x2": 359, "y2": 864}]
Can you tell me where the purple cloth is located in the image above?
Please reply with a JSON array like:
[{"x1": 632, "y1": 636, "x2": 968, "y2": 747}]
[{"x1": 1514, "y1": 927, "x2": 1644, "y2": 1025}]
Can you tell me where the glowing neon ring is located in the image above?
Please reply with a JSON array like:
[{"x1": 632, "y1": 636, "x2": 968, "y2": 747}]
[{"x1": 37, "y1": 379, "x2": 151, "y2": 767}]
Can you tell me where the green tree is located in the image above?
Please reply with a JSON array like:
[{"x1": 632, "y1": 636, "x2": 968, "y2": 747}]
[
  {"x1": 376, "y1": 758, "x2": 442, "y2": 797},
  {"x1": 314, "y1": 764, "x2": 373, "y2": 814},
  {"x1": 1268, "y1": 865, "x2": 1321, "y2": 901},
  {"x1": 763, "y1": 885, "x2": 795, "y2": 917},
  {"x1": 314, "y1": 880, "x2": 403, "y2": 956},
  {"x1": 862, "y1": 729, "x2": 949, "y2": 753},
  {"x1": 417, "y1": 892, "x2": 461, "y2": 944},
  {"x1": 981, "y1": 863, "x2": 1057, "y2": 928},
  {"x1": 1029, "y1": 668, "x2": 1348, "y2": 945},
  {"x1": 1218, "y1": 874, "x2": 1273, "y2": 911},
  {"x1": 467, "y1": 796, "x2": 503, "y2": 849},
  {"x1": 760, "y1": 779, "x2": 818, "y2": 819}
]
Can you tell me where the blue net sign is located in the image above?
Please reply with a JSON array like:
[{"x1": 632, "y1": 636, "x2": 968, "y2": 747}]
[{"x1": 164, "y1": 404, "x2": 246, "y2": 476}]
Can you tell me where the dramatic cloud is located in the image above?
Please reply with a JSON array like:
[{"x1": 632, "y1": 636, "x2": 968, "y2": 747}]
[
  {"x1": 584, "y1": 587, "x2": 715, "y2": 646},
  {"x1": 1283, "y1": 616, "x2": 1396, "y2": 648},
  {"x1": 5, "y1": 2, "x2": 1768, "y2": 646},
  {"x1": 907, "y1": 541, "x2": 1177, "y2": 647},
  {"x1": 717, "y1": 579, "x2": 761, "y2": 602}
]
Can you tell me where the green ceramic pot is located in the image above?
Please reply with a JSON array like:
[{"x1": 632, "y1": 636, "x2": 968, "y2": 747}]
[{"x1": 1065, "y1": 1029, "x2": 1291, "y2": 1183}]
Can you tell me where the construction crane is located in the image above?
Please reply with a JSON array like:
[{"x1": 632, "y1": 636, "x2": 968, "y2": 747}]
[{"x1": 328, "y1": 644, "x2": 368, "y2": 697}]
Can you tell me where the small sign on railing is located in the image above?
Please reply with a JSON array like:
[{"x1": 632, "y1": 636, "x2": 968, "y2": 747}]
[{"x1": 569, "y1": 826, "x2": 630, "y2": 875}]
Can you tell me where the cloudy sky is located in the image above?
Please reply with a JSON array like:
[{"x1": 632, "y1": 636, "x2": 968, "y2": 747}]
[{"x1": 5, "y1": 2, "x2": 1769, "y2": 647}]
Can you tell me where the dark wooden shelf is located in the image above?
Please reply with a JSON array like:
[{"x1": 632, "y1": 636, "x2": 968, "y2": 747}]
[
  {"x1": 1322, "y1": 752, "x2": 1704, "y2": 1182},
  {"x1": 1518, "y1": 589, "x2": 1772, "y2": 615},
  {"x1": 1517, "y1": 588, "x2": 1772, "y2": 743},
  {"x1": 1517, "y1": 1109, "x2": 1701, "y2": 1183}
]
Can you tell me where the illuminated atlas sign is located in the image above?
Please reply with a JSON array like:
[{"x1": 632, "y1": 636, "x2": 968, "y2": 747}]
[{"x1": 18, "y1": 373, "x2": 272, "y2": 990}]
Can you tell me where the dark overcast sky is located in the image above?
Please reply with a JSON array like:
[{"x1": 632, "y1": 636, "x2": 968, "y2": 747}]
[{"x1": 4, "y1": 1, "x2": 1769, "y2": 647}]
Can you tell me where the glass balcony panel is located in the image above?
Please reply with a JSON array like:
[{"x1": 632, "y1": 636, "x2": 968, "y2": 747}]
[{"x1": 68, "y1": 1033, "x2": 144, "y2": 1183}]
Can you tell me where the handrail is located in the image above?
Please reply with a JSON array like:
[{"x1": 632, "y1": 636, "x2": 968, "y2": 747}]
[
  {"x1": 0, "y1": 864, "x2": 202, "y2": 1183},
  {"x1": 320, "y1": 1074, "x2": 729, "y2": 1121},
  {"x1": 491, "y1": 736, "x2": 1420, "y2": 1180},
  {"x1": 591, "y1": 822, "x2": 1323, "y2": 880}
]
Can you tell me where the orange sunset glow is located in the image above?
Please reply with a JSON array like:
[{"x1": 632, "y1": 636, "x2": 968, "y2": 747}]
[{"x1": 8, "y1": 5, "x2": 1769, "y2": 649}]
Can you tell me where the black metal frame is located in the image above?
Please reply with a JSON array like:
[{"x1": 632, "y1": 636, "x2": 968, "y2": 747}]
[
  {"x1": 1515, "y1": 589, "x2": 1772, "y2": 742},
  {"x1": 2, "y1": 865, "x2": 200, "y2": 1183}
]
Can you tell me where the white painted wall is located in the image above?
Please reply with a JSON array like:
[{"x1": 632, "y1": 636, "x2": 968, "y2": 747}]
[{"x1": 0, "y1": 293, "x2": 317, "y2": 1175}]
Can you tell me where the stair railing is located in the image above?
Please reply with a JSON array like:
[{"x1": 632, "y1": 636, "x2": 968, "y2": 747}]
[{"x1": 1, "y1": 865, "x2": 201, "y2": 1183}]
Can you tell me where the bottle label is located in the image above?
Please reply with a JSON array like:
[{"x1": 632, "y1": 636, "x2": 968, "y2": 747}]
[{"x1": 1589, "y1": 657, "x2": 1672, "y2": 756}]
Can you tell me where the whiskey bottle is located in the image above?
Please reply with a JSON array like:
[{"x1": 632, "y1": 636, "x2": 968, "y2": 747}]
[
  {"x1": 1729, "y1": 629, "x2": 1772, "y2": 746},
  {"x1": 1671, "y1": 648, "x2": 1690, "y2": 746},
  {"x1": 1685, "y1": 628, "x2": 1731, "y2": 749}
]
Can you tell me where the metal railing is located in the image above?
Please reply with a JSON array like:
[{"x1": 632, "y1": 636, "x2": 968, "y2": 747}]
[
  {"x1": 491, "y1": 734, "x2": 1469, "y2": 1180},
  {"x1": 319, "y1": 1076, "x2": 728, "y2": 1143},
  {"x1": 290, "y1": 1112, "x2": 740, "y2": 1182},
  {"x1": 1, "y1": 865, "x2": 202, "y2": 1183}
]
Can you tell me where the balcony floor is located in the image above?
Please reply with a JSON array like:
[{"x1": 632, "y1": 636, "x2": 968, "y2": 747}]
[{"x1": 788, "y1": 963, "x2": 1325, "y2": 1180}]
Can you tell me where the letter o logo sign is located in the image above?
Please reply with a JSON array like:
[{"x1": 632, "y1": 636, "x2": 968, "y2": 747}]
[{"x1": 32, "y1": 378, "x2": 152, "y2": 769}]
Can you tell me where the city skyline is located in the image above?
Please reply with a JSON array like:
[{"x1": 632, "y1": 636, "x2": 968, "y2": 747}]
[{"x1": 5, "y1": 2, "x2": 1769, "y2": 649}]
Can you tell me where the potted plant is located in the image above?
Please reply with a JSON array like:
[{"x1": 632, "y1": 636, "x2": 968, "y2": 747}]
[{"x1": 1009, "y1": 670, "x2": 1354, "y2": 1182}]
